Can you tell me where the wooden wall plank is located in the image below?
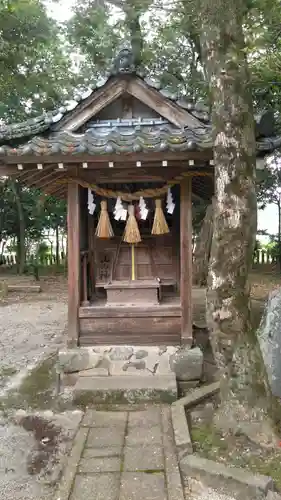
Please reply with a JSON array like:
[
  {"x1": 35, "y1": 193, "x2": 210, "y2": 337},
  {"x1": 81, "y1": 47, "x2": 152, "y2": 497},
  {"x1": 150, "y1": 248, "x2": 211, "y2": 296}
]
[
  {"x1": 79, "y1": 334, "x2": 180, "y2": 346},
  {"x1": 79, "y1": 316, "x2": 181, "y2": 341},
  {"x1": 67, "y1": 182, "x2": 81, "y2": 347},
  {"x1": 79, "y1": 305, "x2": 181, "y2": 318},
  {"x1": 180, "y1": 177, "x2": 193, "y2": 345}
]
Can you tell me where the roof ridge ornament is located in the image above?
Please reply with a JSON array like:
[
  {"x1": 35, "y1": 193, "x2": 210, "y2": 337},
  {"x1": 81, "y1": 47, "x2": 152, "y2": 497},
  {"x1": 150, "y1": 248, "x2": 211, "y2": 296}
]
[{"x1": 110, "y1": 47, "x2": 140, "y2": 76}]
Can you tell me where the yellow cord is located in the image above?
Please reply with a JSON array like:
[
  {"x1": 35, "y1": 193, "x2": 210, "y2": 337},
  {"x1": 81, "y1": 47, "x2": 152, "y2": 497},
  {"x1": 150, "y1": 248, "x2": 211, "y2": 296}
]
[{"x1": 131, "y1": 244, "x2": 135, "y2": 281}]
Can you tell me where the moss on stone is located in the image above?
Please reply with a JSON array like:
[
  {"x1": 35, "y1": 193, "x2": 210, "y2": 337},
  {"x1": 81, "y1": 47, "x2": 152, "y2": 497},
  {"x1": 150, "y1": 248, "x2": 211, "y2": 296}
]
[
  {"x1": 0, "y1": 355, "x2": 57, "y2": 411},
  {"x1": 191, "y1": 422, "x2": 281, "y2": 491}
]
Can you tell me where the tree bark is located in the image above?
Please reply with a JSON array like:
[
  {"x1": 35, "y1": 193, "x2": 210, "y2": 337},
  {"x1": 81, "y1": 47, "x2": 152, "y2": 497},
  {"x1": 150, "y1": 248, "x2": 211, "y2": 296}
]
[
  {"x1": 55, "y1": 225, "x2": 60, "y2": 265},
  {"x1": 10, "y1": 180, "x2": 26, "y2": 275},
  {"x1": 277, "y1": 198, "x2": 281, "y2": 273},
  {"x1": 193, "y1": 198, "x2": 215, "y2": 286},
  {"x1": 199, "y1": 0, "x2": 257, "y2": 389}
]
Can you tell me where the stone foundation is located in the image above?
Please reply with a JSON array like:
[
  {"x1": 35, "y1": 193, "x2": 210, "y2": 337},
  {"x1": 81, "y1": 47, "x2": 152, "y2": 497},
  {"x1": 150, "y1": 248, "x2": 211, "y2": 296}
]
[{"x1": 58, "y1": 345, "x2": 203, "y2": 380}]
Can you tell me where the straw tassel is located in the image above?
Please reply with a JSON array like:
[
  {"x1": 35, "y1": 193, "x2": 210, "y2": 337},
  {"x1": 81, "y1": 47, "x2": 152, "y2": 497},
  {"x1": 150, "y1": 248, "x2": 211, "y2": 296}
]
[
  {"x1": 123, "y1": 205, "x2": 141, "y2": 244},
  {"x1": 95, "y1": 200, "x2": 114, "y2": 239},
  {"x1": 151, "y1": 199, "x2": 170, "y2": 235}
]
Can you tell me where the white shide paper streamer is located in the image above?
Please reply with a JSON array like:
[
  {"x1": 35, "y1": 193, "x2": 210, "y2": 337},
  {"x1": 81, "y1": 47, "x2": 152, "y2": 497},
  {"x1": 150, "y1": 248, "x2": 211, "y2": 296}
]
[
  {"x1": 139, "y1": 196, "x2": 149, "y2": 220},
  {"x1": 114, "y1": 197, "x2": 127, "y2": 221},
  {"x1": 166, "y1": 187, "x2": 175, "y2": 215},
  {"x1": 87, "y1": 188, "x2": 96, "y2": 215}
]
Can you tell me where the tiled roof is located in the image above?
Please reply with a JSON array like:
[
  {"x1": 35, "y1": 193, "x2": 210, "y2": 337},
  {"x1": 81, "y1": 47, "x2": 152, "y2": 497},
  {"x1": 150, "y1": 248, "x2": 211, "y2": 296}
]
[
  {"x1": 0, "y1": 97, "x2": 209, "y2": 145},
  {"x1": 0, "y1": 123, "x2": 212, "y2": 156},
  {"x1": 0, "y1": 69, "x2": 210, "y2": 145},
  {"x1": 0, "y1": 119, "x2": 279, "y2": 157},
  {"x1": 0, "y1": 47, "x2": 279, "y2": 154}
]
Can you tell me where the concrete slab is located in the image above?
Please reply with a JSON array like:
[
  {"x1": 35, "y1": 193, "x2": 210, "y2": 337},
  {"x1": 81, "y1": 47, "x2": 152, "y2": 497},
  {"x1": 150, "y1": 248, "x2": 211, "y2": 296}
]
[
  {"x1": 73, "y1": 374, "x2": 177, "y2": 405},
  {"x1": 82, "y1": 446, "x2": 122, "y2": 459},
  {"x1": 125, "y1": 425, "x2": 162, "y2": 446},
  {"x1": 123, "y1": 445, "x2": 164, "y2": 471},
  {"x1": 161, "y1": 407, "x2": 185, "y2": 500},
  {"x1": 79, "y1": 367, "x2": 109, "y2": 376},
  {"x1": 81, "y1": 409, "x2": 127, "y2": 428},
  {"x1": 171, "y1": 402, "x2": 193, "y2": 456},
  {"x1": 56, "y1": 427, "x2": 89, "y2": 500},
  {"x1": 70, "y1": 473, "x2": 120, "y2": 500},
  {"x1": 86, "y1": 427, "x2": 125, "y2": 448},
  {"x1": 119, "y1": 472, "x2": 167, "y2": 500},
  {"x1": 176, "y1": 381, "x2": 220, "y2": 409},
  {"x1": 128, "y1": 407, "x2": 161, "y2": 428},
  {"x1": 180, "y1": 454, "x2": 273, "y2": 500},
  {"x1": 78, "y1": 456, "x2": 121, "y2": 473}
]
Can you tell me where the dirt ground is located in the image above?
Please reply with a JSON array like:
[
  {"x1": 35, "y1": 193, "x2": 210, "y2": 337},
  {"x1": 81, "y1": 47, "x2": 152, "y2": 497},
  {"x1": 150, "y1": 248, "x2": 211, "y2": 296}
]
[
  {"x1": 0, "y1": 275, "x2": 67, "y2": 391},
  {"x1": 250, "y1": 271, "x2": 281, "y2": 301},
  {"x1": 0, "y1": 273, "x2": 83, "y2": 500}
]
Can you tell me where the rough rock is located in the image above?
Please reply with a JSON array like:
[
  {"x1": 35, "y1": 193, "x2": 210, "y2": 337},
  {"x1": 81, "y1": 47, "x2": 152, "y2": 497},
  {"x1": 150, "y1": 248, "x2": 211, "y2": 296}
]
[
  {"x1": 123, "y1": 360, "x2": 146, "y2": 371},
  {"x1": 157, "y1": 355, "x2": 171, "y2": 374},
  {"x1": 58, "y1": 348, "x2": 101, "y2": 373},
  {"x1": 135, "y1": 349, "x2": 148, "y2": 359},
  {"x1": 145, "y1": 353, "x2": 160, "y2": 373},
  {"x1": 169, "y1": 347, "x2": 203, "y2": 381},
  {"x1": 109, "y1": 347, "x2": 133, "y2": 361},
  {"x1": 178, "y1": 380, "x2": 200, "y2": 396},
  {"x1": 257, "y1": 287, "x2": 281, "y2": 398}
]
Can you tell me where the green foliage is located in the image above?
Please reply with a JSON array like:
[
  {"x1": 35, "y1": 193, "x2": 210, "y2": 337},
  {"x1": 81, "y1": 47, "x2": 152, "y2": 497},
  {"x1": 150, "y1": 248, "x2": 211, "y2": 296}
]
[
  {"x1": 65, "y1": 0, "x2": 281, "y2": 115},
  {"x1": 1, "y1": 0, "x2": 281, "y2": 262},
  {"x1": 0, "y1": 0, "x2": 75, "y2": 122},
  {"x1": 256, "y1": 163, "x2": 281, "y2": 208},
  {"x1": 0, "y1": 179, "x2": 66, "y2": 250},
  {"x1": 67, "y1": 2, "x2": 125, "y2": 82}
]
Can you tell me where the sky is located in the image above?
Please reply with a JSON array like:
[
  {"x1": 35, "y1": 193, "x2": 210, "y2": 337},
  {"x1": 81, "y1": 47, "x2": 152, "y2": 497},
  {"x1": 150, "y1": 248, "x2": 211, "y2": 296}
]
[
  {"x1": 45, "y1": 0, "x2": 277, "y2": 242},
  {"x1": 45, "y1": 0, "x2": 75, "y2": 22}
]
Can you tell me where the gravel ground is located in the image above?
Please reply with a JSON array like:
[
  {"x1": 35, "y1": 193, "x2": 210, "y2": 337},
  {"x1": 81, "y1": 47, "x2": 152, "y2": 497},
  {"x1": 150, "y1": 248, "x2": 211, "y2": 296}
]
[
  {"x1": 0, "y1": 301, "x2": 67, "y2": 390},
  {"x1": 185, "y1": 479, "x2": 237, "y2": 500},
  {"x1": 0, "y1": 296, "x2": 84, "y2": 500},
  {"x1": 0, "y1": 409, "x2": 83, "y2": 500}
]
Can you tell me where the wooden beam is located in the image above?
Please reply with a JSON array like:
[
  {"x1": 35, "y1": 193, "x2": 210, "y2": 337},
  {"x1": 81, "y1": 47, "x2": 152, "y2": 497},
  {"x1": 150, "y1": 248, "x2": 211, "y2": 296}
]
[
  {"x1": 67, "y1": 182, "x2": 81, "y2": 347},
  {"x1": 54, "y1": 78, "x2": 125, "y2": 132},
  {"x1": 180, "y1": 177, "x2": 193, "y2": 345},
  {"x1": 127, "y1": 77, "x2": 204, "y2": 129},
  {"x1": 30, "y1": 171, "x2": 65, "y2": 189},
  {"x1": 0, "y1": 165, "x2": 34, "y2": 176},
  {"x1": 18, "y1": 164, "x2": 55, "y2": 183},
  {"x1": 2, "y1": 151, "x2": 212, "y2": 165}
]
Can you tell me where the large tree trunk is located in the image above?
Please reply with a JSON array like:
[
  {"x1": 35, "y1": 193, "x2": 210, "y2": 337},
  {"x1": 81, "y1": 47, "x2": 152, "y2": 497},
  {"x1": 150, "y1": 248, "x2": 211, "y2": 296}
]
[
  {"x1": 10, "y1": 180, "x2": 26, "y2": 275},
  {"x1": 277, "y1": 198, "x2": 281, "y2": 273},
  {"x1": 55, "y1": 225, "x2": 60, "y2": 265},
  {"x1": 199, "y1": 0, "x2": 257, "y2": 391},
  {"x1": 193, "y1": 198, "x2": 215, "y2": 286}
]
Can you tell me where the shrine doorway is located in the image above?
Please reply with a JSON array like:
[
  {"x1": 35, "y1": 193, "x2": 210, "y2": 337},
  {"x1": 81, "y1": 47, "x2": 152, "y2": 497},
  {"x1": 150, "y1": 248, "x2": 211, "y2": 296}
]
[{"x1": 77, "y1": 181, "x2": 189, "y2": 345}]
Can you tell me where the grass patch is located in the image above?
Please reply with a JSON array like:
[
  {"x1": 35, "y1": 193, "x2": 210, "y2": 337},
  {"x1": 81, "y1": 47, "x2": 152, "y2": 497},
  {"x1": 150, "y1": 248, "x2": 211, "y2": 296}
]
[
  {"x1": 141, "y1": 469, "x2": 164, "y2": 474},
  {"x1": 191, "y1": 422, "x2": 281, "y2": 491},
  {"x1": 0, "y1": 365, "x2": 18, "y2": 388},
  {"x1": 0, "y1": 355, "x2": 57, "y2": 412},
  {"x1": 0, "y1": 366, "x2": 17, "y2": 378}
]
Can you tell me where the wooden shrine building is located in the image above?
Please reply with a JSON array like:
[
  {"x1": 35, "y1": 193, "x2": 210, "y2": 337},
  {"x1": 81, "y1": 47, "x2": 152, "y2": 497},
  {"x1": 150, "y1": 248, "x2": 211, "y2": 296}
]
[{"x1": 0, "y1": 49, "x2": 279, "y2": 347}]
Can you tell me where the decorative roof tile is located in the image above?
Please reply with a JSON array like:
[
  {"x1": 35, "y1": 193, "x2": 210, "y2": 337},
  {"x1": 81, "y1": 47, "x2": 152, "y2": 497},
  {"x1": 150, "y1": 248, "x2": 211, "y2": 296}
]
[
  {"x1": 0, "y1": 125, "x2": 213, "y2": 156},
  {"x1": 0, "y1": 46, "x2": 279, "y2": 152},
  {"x1": 0, "y1": 120, "x2": 279, "y2": 157}
]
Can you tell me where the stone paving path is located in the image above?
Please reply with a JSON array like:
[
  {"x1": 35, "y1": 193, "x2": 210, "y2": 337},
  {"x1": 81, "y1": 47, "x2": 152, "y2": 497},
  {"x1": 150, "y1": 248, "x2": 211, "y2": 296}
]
[{"x1": 57, "y1": 405, "x2": 185, "y2": 500}]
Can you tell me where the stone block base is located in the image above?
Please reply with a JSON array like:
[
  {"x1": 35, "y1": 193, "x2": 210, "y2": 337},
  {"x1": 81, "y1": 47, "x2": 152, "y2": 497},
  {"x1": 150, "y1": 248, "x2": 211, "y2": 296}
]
[{"x1": 73, "y1": 374, "x2": 177, "y2": 405}]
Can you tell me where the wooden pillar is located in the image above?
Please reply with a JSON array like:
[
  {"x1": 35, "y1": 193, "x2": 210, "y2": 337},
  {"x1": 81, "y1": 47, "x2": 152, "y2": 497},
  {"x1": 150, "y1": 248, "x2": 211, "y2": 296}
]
[
  {"x1": 180, "y1": 177, "x2": 193, "y2": 345},
  {"x1": 67, "y1": 182, "x2": 80, "y2": 347}
]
